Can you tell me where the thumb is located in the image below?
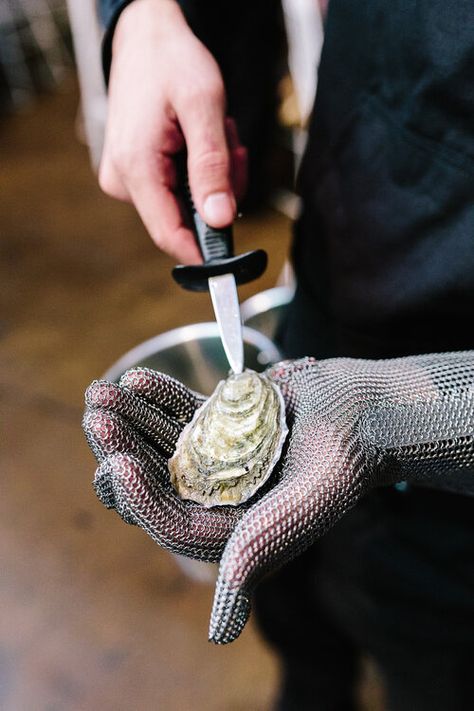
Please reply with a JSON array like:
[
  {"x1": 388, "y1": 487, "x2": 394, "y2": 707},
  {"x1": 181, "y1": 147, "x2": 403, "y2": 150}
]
[{"x1": 178, "y1": 85, "x2": 236, "y2": 228}]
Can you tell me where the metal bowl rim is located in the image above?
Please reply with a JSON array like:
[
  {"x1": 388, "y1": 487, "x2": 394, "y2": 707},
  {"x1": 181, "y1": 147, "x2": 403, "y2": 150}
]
[{"x1": 103, "y1": 322, "x2": 283, "y2": 380}]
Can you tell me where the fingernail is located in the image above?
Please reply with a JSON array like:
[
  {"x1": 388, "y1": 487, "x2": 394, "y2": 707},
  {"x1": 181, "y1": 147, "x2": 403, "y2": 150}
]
[{"x1": 203, "y1": 192, "x2": 235, "y2": 225}]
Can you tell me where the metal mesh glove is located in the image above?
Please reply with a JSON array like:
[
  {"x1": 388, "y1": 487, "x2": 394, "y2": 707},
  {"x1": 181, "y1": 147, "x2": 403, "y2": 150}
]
[
  {"x1": 209, "y1": 351, "x2": 474, "y2": 643},
  {"x1": 83, "y1": 368, "x2": 244, "y2": 562},
  {"x1": 83, "y1": 352, "x2": 474, "y2": 644}
]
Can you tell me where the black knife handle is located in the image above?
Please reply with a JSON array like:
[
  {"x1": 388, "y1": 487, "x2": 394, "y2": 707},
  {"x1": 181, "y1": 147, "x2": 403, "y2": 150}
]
[
  {"x1": 176, "y1": 152, "x2": 234, "y2": 263},
  {"x1": 190, "y1": 211, "x2": 234, "y2": 262},
  {"x1": 172, "y1": 152, "x2": 267, "y2": 292}
]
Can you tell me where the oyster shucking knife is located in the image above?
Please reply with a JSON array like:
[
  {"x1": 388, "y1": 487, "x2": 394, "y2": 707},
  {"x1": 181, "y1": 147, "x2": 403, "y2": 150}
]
[{"x1": 172, "y1": 157, "x2": 267, "y2": 374}]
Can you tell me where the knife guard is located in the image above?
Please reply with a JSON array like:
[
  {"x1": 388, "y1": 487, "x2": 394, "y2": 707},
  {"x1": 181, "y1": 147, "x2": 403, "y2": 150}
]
[{"x1": 172, "y1": 153, "x2": 267, "y2": 292}]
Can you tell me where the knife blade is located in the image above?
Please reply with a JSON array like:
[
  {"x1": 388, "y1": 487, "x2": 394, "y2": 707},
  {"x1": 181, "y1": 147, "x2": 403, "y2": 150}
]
[
  {"x1": 209, "y1": 273, "x2": 243, "y2": 374},
  {"x1": 171, "y1": 154, "x2": 267, "y2": 372}
]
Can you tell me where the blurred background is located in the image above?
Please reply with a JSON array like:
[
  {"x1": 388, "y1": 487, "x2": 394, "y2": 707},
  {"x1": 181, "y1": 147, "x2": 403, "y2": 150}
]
[{"x1": 0, "y1": 2, "x2": 382, "y2": 709}]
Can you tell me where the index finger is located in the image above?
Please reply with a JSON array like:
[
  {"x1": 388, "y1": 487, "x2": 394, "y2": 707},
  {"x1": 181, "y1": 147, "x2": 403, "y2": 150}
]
[{"x1": 119, "y1": 368, "x2": 202, "y2": 422}]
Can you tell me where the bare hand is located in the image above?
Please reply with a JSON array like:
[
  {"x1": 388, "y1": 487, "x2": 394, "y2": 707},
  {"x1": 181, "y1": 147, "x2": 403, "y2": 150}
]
[{"x1": 99, "y1": 0, "x2": 247, "y2": 263}]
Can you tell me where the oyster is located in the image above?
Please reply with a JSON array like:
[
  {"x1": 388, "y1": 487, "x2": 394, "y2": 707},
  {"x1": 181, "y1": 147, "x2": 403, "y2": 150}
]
[{"x1": 168, "y1": 370, "x2": 288, "y2": 507}]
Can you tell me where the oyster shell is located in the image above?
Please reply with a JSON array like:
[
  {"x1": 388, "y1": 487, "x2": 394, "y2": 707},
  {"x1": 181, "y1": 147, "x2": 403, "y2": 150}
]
[{"x1": 168, "y1": 370, "x2": 288, "y2": 507}]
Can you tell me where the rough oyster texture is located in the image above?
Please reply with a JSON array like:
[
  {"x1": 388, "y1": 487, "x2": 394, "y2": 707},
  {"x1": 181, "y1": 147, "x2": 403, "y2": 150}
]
[{"x1": 168, "y1": 370, "x2": 288, "y2": 507}]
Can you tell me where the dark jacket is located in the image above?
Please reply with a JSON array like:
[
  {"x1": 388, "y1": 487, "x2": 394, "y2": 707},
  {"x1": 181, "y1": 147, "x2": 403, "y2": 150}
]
[{"x1": 285, "y1": 0, "x2": 474, "y2": 359}]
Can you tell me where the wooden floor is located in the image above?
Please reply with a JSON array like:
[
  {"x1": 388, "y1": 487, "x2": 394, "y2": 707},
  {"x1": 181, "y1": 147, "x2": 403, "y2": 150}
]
[
  {"x1": 0, "y1": 77, "x2": 292, "y2": 711},
  {"x1": 0, "y1": 77, "x2": 384, "y2": 711}
]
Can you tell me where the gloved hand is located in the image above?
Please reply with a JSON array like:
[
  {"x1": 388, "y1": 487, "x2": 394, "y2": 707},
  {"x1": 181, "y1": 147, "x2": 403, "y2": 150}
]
[
  {"x1": 83, "y1": 368, "x2": 244, "y2": 562},
  {"x1": 83, "y1": 352, "x2": 474, "y2": 644}
]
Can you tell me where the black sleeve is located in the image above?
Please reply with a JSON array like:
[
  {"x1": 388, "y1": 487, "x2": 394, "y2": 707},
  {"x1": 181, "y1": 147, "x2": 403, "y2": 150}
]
[{"x1": 98, "y1": 0, "x2": 131, "y2": 27}]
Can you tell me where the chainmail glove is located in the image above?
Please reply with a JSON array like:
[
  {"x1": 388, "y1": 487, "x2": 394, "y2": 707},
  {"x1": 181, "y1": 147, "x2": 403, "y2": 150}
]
[
  {"x1": 208, "y1": 351, "x2": 474, "y2": 643},
  {"x1": 84, "y1": 352, "x2": 474, "y2": 645},
  {"x1": 83, "y1": 368, "x2": 244, "y2": 562}
]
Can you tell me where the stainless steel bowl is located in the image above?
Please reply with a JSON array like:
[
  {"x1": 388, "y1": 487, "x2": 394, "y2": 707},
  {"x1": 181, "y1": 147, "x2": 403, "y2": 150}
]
[
  {"x1": 104, "y1": 322, "x2": 283, "y2": 395},
  {"x1": 240, "y1": 285, "x2": 295, "y2": 341}
]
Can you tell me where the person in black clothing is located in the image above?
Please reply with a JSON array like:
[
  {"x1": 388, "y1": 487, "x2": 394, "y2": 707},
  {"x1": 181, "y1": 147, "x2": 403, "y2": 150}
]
[{"x1": 94, "y1": 1, "x2": 474, "y2": 708}]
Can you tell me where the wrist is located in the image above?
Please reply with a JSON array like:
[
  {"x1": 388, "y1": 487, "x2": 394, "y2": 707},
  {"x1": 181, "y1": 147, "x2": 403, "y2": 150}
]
[{"x1": 113, "y1": 0, "x2": 187, "y2": 54}]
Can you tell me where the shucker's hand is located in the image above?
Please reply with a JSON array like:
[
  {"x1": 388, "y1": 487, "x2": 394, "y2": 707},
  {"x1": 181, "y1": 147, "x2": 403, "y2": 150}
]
[
  {"x1": 99, "y1": 0, "x2": 247, "y2": 263},
  {"x1": 84, "y1": 353, "x2": 474, "y2": 644}
]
